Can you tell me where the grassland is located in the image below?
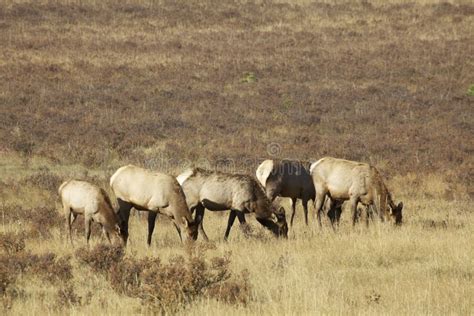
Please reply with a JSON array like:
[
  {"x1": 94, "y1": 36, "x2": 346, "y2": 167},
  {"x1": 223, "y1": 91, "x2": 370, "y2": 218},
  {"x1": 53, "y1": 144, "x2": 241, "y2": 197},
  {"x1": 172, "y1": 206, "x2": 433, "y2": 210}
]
[{"x1": 0, "y1": 0, "x2": 473, "y2": 315}]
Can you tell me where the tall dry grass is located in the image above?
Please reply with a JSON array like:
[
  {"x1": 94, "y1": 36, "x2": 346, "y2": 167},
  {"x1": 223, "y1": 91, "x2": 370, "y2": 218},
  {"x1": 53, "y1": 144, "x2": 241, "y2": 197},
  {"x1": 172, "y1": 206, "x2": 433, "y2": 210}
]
[
  {"x1": 0, "y1": 0, "x2": 473, "y2": 314},
  {"x1": 1, "y1": 161, "x2": 473, "y2": 315}
]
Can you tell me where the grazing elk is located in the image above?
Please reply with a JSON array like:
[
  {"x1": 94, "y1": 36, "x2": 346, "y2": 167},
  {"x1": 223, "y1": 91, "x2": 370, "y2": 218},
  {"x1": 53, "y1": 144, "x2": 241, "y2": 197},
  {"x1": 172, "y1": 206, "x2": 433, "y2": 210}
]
[
  {"x1": 310, "y1": 157, "x2": 403, "y2": 227},
  {"x1": 110, "y1": 165, "x2": 198, "y2": 246},
  {"x1": 58, "y1": 180, "x2": 125, "y2": 245},
  {"x1": 177, "y1": 168, "x2": 288, "y2": 241},
  {"x1": 256, "y1": 159, "x2": 343, "y2": 226}
]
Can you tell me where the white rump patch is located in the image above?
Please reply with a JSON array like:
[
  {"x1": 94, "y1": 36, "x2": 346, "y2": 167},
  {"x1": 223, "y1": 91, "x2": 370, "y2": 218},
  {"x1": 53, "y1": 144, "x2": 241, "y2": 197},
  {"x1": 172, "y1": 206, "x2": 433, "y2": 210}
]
[
  {"x1": 310, "y1": 158, "x2": 325, "y2": 175},
  {"x1": 256, "y1": 160, "x2": 274, "y2": 187},
  {"x1": 176, "y1": 168, "x2": 194, "y2": 185},
  {"x1": 58, "y1": 180, "x2": 70, "y2": 194},
  {"x1": 110, "y1": 165, "x2": 130, "y2": 187}
]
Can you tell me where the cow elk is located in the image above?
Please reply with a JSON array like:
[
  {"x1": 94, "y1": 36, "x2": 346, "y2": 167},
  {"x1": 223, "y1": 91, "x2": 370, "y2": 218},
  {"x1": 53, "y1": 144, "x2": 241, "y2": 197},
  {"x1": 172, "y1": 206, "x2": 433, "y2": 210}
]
[
  {"x1": 310, "y1": 157, "x2": 403, "y2": 227},
  {"x1": 177, "y1": 168, "x2": 288, "y2": 241},
  {"x1": 110, "y1": 165, "x2": 198, "y2": 246},
  {"x1": 58, "y1": 180, "x2": 125, "y2": 245}
]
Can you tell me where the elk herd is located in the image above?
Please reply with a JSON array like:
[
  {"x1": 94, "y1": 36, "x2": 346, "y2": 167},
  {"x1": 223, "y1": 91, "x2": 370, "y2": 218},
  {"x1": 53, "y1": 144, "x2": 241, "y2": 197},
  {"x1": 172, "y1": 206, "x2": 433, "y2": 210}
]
[{"x1": 59, "y1": 157, "x2": 404, "y2": 246}]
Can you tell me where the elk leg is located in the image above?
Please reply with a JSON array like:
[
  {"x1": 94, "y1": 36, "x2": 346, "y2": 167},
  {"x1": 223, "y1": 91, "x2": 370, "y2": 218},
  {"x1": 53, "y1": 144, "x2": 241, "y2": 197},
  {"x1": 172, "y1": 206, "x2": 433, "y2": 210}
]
[
  {"x1": 363, "y1": 205, "x2": 368, "y2": 227},
  {"x1": 302, "y1": 198, "x2": 309, "y2": 226},
  {"x1": 237, "y1": 211, "x2": 250, "y2": 236},
  {"x1": 366, "y1": 205, "x2": 375, "y2": 227},
  {"x1": 314, "y1": 191, "x2": 327, "y2": 228},
  {"x1": 328, "y1": 200, "x2": 342, "y2": 226},
  {"x1": 71, "y1": 213, "x2": 78, "y2": 225},
  {"x1": 65, "y1": 206, "x2": 73, "y2": 245},
  {"x1": 224, "y1": 210, "x2": 238, "y2": 241},
  {"x1": 378, "y1": 198, "x2": 386, "y2": 222},
  {"x1": 195, "y1": 204, "x2": 209, "y2": 242},
  {"x1": 290, "y1": 198, "x2": 297, "y2": 226},
  {"x1": 102, "y1": 225, "x2": 112, "y2": 243},
  {"x1": 349, "y1": 197, "x2": 359, "y2": 226},
  {"x1": 326, "y1": 199, "x2": 337, "y2": 229},
  {"x1": 117, "y1": 198, "x2": 132, "y2": 245},
  {"x1": 85, "y1": 216, "x2": 92, "y2": 245},
  {"x1": 174, "y1": 223, "x2": 182, "y2": 242},
  {"x1": 147, "y1": 212, "x2": 158, "y2": 246},
  {"x1": 335, "y1": 204, "x2": 342, "y2": 224}
]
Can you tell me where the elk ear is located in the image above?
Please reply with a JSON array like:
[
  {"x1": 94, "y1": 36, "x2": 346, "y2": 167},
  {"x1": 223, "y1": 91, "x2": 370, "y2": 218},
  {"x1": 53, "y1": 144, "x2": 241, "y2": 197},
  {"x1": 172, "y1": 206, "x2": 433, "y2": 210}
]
[
  {"x1": 397, "y1": 202, "x2": 403, "y2": 211},
  {"x1": 182, "y1": 217, "x2": 189, "y2": 228}
]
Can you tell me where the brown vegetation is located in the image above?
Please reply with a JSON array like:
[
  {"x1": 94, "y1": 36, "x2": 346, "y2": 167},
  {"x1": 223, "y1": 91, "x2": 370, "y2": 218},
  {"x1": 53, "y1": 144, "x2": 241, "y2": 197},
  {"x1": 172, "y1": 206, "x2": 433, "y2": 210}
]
[
  {"x1": 0, "y1": 0, "x2": 472, "y2": 185},
  {"x1": 76, "y1": 244, "x2": 251, "y2": 313},
  {"x1": 1, "y1": 233, "x2": 73, "y2": 309}
]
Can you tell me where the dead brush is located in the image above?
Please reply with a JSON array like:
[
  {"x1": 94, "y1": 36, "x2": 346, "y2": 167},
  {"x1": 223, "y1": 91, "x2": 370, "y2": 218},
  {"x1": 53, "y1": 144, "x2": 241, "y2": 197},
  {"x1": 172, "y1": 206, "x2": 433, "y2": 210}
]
[
  {"x1": 0, "y1": 206, "x2": 64, "y2": 239},
  {"x1": 0, "y1": 251, "x2": 73, "y2": 285},
  {"x1": 131, "y1": 247, "x2": 251, "y2": 312},
  {"x1": 23, "y1": 170, "x2": 62, "y2": 193},
  {"x1": 28, "y1": 207, "x2": 64, "y2": 239},
  {"x1": 0, "y1": 205, "x2": 30, "y2": 225},
  {"x1": 77, "y1": 243, "x2": 252, "y2": 312},
  {"x1": 27, "y1": 253, "x2": 73, "y2": 284},
  {"x1": 75, "y1": 244, "x2": 125, "y2": 273},
  {"x1": 205, "y1": 269, "x2": 251, "y2": 305},
  {"x1": 56, "y1": 285, "x2": 82, "y2": 308},
  {"x1": 1, "y1": 241, "x2": 73, "y2": 309},
  {"x1": 0, "y1": 232, "x2": 26, "y2": 254}
]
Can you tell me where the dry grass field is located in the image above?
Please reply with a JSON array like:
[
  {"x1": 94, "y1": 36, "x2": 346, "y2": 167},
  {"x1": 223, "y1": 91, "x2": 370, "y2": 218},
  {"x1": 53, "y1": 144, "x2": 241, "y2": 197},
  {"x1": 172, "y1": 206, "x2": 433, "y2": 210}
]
[{"x1": 1, "y1": 0, "x2": 473, "y2": 314}]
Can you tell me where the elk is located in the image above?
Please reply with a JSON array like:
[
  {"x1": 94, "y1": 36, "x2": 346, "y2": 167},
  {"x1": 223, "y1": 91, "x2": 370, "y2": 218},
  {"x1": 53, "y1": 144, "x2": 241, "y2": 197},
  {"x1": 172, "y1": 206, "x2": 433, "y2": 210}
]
[
  {"x1": 256, "y1": 159, "x2": 343, "y2": 226},
  {"x1": 110, "y1": 165, "x2": 198, "y2": 246},
  {"x1": 58, "y1": 180, "x2": 125, "y2": 245},
  {"x1": 310, "y1": 157, "x2": 403, "y2": 227},
  {"x1": 177, "y1": 168, "x2": 288, "y2": 241}
]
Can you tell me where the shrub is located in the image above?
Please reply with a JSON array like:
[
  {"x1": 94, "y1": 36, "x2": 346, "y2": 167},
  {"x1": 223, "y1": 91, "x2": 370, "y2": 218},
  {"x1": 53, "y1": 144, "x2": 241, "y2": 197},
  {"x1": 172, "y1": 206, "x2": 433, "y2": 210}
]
[
  {"x1": 0, "y1": 247, "x2": 73, "y2": 309},
  {"x1": 27, "y1": 253, "x2": 73, "y2": 284},
  {"x1": 0, "y1": 205, "x2": 30, "y2": 225},
  {"x1": 77, "y1": 244, "x2": 252, "y2": 312},
  {"x1": 240, "y1": 72, "x2": 257, "y2": 83},
  {"x1": 205, "y1": 269, "x2": 251, "y2": 305},
  {"x1": 468, "y1": 84, "x2": 474, "y2": 96},
  {"x1": 0, "y1": 232, "x2": 26, "y2": 254},
  {"x1": 109, "y1": 257, "x2": 160, "y2": 296},
  {"x1": 75, "y1": 244, "x2": 125, "y2": 273},
  {"x1": 56, "y1": 285, "x2": 82, "y2": 308},
  {"x1": 28, "y1": 207, "x2": 64, "y2": 239},
  {"x1": 24, "y1": 170, "x2": 62, "y2": 193},
  {"x1": 0, "y1": 206, "x2": 64, "y2": 239}
]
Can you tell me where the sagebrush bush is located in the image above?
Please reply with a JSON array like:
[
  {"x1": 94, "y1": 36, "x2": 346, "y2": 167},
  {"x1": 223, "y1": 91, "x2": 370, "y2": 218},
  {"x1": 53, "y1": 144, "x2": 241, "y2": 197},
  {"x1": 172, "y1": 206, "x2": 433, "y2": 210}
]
[
  {"x1": 1, "y1": 244, "x2": 73, "y2": 309},
  {"x1": 0, "y1": 232, "x2": 26, "y2": 254},
  {"x1": 77, "y1": 243, "x2": 252, "y2": 312},
  {"x1": 28, "y1": 207, "x2": 64, "y2": 239},
  {"x1": 56, "y1": 285, "x2": 82, "y2": 308},
  {"x1": 75, "y1": 244, "x2": 125, "y2": 273},
  {"x1": 24, "y1": 170, "x2": 63, "y2": 193},
  {"x1": 27, "y1": 253, "x2": 73, "y2": 284},
  {"x1": 205, "y1": 269, "x2": 251, "y2": 305},
  {"x1": 109, "y1": 257, "x2": 161, "y2": 296}
]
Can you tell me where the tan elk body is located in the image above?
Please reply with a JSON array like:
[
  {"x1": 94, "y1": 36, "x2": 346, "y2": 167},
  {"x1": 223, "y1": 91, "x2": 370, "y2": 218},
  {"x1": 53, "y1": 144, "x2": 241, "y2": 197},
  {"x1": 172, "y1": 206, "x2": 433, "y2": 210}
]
[
  {"x1": 310, "y1": 157, "x2": 403, "y2": 226},
  {"x1": 177, "y1": 168, "x2": 288, "y2": 240},
  {"x1": 58, "y1": 180, "x2": 124, "y2": 245},
  {"x1": 110, "y1": 165, "x2": 198, "y2": 245}
]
